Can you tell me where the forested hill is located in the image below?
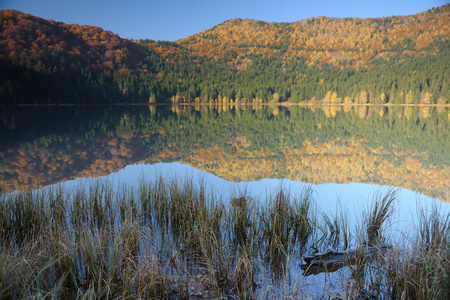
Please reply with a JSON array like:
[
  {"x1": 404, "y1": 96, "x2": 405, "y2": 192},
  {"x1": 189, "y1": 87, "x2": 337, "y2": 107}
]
[
  {"x1": 0, "y1": 5, "x2": 449, "y2": 105},
  {"x1": 178, "y1": 5, "x2": 450, "y2": 70},
  {"x1": 0, "y1": 9, "x2": 174, "y2": 104}
]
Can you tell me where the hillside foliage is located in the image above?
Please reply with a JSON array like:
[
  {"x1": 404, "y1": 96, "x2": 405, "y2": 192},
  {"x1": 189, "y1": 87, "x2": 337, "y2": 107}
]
[{"x1": 0, "y1": 5, "x2": 449, "y2": 105}]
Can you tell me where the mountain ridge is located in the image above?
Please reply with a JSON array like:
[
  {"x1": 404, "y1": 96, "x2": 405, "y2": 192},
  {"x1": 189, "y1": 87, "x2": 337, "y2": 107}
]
[
  {"x1": 0, "y1": 5, "x2": 449, "y2": 105},
  {"x1": 177, "y1": 5, "x2": 450, "y2": 69}
]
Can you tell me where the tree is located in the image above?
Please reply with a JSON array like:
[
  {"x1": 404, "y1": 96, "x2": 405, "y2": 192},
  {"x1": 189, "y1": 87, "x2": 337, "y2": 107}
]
[
  {"x1": 272, "y1": 92, "x2": 280, "y2": 103},
  {"x1": 379, "y1": 92, "x2": 386, "y2": 103},
  {"x1": 421, "y1": 92, "x2": 432, "y2": 104},
  {"x1": 405, "y1": 90, "x2": 415, "y2": 104},
  {"x1": 358, "y1": 90, "x2": 368, "y2": 104}
]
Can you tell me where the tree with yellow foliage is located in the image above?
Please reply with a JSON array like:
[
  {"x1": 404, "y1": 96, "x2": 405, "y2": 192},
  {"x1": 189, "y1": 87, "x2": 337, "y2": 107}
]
[
  {"x1": 273, "y1": 93, "x2": 280, "y2": 103},
  {"x1": 421, "y1": 92, "x2": 432, "y2": 104},
  {"x1": 405, "y1": 90, "x2": 415, "y2": 104}
]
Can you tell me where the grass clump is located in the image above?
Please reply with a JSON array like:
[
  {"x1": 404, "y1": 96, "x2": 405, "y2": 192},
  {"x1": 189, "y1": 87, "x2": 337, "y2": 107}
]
[
  {"x1": 261, "y1": 187, "x2": 314, "y2": 258},
  {"x1": 365, "y1": 187, "x2": 397, "y2": 246}
]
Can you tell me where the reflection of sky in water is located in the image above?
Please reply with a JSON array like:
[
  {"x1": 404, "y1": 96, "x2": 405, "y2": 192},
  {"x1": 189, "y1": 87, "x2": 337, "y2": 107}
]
[
  {"x1": 60, "y1": 162, "x2": 450, "y2": 239},
  {"x1": 41, "y1": 161, "x2": 450, "y2": 295}
]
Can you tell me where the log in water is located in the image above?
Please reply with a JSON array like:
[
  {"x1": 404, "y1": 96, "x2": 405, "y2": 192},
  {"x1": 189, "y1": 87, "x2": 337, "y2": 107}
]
[{"x1": 300, "y1": 244, "x2": 392, "y2": 276}]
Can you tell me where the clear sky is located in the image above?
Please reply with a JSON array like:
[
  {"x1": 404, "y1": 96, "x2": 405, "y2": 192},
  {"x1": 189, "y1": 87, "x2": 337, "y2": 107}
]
[{"x1": 0, "y1": 0, "x2": 447, "y2": 41}]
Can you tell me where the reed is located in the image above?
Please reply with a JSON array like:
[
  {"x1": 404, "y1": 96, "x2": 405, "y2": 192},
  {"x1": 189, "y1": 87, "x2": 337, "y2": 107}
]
[
  {"x1": 288, "y1": 186, "x2": 315, "y2": 251},
  {"x1": 0, "y1": 180, "x2": 449, "y2": 299},
  {"x1": 318, "y1": 200, "x2": 352, "y2": 251},
  {"x1": 261, "y1": 187, "x2": 315, "y2": 259},
  {"x1": 383, "y1": 205, "x2": 450, "y2": 299},
  {"x1": 231, "y1": 193, "x2": 256, "y2": 248},
  {"x1": 364, "y1": 187, "x2": 397, "y2": 245}
]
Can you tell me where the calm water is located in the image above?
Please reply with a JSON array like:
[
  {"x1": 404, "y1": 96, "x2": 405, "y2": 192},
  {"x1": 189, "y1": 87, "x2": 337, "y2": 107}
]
[{"x1": 1, "y1": 104, "x2": 449, "y2": 204}]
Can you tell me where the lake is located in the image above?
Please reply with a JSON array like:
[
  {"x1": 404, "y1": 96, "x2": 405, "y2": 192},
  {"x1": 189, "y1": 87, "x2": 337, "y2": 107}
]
[
  {"x1": 1, "y1": 104, "x2": 449, "y2": 298},
  {"x1": 1, "y1": 104, "x2": 449, "y2": 202}
]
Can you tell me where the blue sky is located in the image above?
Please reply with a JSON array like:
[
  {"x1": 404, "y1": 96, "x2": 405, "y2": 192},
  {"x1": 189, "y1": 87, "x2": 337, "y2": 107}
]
[{"x1": 1, "y1": 0, "x2": 447, "y2": 41}]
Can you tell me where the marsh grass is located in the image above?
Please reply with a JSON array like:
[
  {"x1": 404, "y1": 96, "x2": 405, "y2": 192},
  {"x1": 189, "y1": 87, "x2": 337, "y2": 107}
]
[
  {"x1": 365, "y1": 188, "x2": 397, "y2": 246},
  {"x1": 261, "y1": 187, "x2": 315, "y2": 260},
  {"x1": 382, "y1": 205, "x2": 450, "y2": 300},
  {"x1": 0, "y1": 180, "x2": 449, "y2": 299},
  {"x1": 335, "y1": 188, "x2": 398, "y2": 298}
]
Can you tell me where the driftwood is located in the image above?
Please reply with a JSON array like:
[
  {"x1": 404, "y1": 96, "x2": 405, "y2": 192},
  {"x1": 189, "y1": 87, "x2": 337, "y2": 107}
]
[{"x1": 300, "y1": 244, "x2": 392, "y2": 276}]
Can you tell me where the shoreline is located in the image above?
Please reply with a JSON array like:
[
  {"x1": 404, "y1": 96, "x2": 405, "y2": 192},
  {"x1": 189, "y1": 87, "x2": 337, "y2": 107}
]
[{"x1": 2, "y1": 102, "x2": 450, "y2": 108}]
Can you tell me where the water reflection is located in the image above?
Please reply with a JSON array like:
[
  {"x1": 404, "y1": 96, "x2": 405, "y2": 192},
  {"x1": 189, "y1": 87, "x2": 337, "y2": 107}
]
[
  {"x1": 0, "y1": 104, "x2": 449, "y2": 203},
  {"x1": 66, "y1": 161, "x2": 448, "y2": 233},
  {"x1": 38, "y1": 160, "x2": 450, "y2": 296}
]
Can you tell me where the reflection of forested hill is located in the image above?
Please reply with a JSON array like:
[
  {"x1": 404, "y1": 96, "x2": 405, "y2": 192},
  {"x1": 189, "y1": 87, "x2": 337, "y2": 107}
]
[
  {"x1": 177, "y1": 137, "x2": 449, "y2": 203},
  {"x1": 0, "y1": 105, "x2": 449, "y2": 202},
  {"x1": 0, "y1": 107, "x2": 153, "y2": 190},
  {"x1": 1, "y1": 5, "x2": 449, "y2": 104}
]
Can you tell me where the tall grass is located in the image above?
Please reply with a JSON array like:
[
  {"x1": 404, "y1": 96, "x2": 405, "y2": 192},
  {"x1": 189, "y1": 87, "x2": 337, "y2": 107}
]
[
  {"x1": 0, "y1": 181, "x2": 449, "y2": 299},
  {"x1": 364, "y1": 187, "x2": 397, "y2": 246},
  {"x1": 260, "y1": 187, "x2": 314, "y2": 259},
  {"x1": 383, "y1": 205, "x2": 450, "y2": 299}
]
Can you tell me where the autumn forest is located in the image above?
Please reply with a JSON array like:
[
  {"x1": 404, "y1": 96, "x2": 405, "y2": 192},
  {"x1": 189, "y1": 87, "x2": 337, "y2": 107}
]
[{"x1": 0, "y1": 4, "x2": 449, "y2": 105}]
